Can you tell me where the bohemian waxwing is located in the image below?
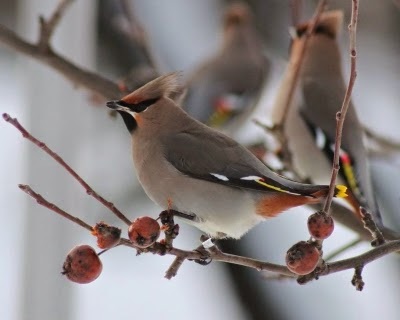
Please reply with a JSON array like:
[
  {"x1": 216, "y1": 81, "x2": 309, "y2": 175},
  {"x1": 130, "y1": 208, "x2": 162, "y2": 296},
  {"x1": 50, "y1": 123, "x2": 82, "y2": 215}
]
[
  {"x1": 271, "y1": 11, "x2": 382, "y2": 226},
  {"x1": 183, "y1": 1, "x2": 269, "y2": 130},
  {"x1": 107, "y1": 73, "x2": 347, "y2": 239}
]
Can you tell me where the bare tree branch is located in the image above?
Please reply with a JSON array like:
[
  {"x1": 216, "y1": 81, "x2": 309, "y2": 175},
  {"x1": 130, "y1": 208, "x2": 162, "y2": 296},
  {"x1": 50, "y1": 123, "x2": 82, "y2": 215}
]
[
  {"x1": 364, "y1": 126, "x2": 400, "y2": 152},
  {"x1": 271, "y1": 0, "x2": 326, "y2": 127},
  {"x1": 289, "y1": 0, "x2": 303, "y2": 26},
  {"x1": 165, "y1": 256, "x2": 186, "y2": 279},
  {"x1": 19, "y1": 184, "x2": 93, "y2": 232},
  {"x1": 19, "y1": 182, "x2": 400, "y2": 282},
  {"x1": 322, "y1": 0, "x2": 359, "y2": 214},
  {"x1": 360, "y1": 207, "x2": 385, "y2": 246},
  {"x1": 325, "y1": 237, "x2": 362, "y2": 261},
  {"x1": 3, "y1": 113, "x2": 132, "y2": 226},
  {"x1": 38, "y1": 0, "x2": 75, "y2": 50},
  {"x1": 0, "y1": 24, "x2": 120, "y2": 99}
]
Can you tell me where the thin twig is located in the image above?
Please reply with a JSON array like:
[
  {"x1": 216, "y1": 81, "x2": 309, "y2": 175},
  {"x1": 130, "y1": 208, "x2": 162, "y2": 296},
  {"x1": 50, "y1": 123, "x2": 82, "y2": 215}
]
[
  {"x1": 272, "y1": 0, "x2": 326, "y2": 127},
  {"x1": 38, "y1": 0, "x2": 75, "y2": 50},
  {"x1": 19, "y1": 184, "x2": 93, "y2": 231},
  {"x1": 165, "y1": 256, "x2": 186, "y2": 279},
  {"x1": 3, "y1": 113, "x2": 132, "y2": 226},
  {"x1": 159, "y1": 210, "x2": 180, "y2": 248},
  {"x1": 289, "y1": 0, "x2": 303, "y2": 26},
  {"x1": 351, "y1": 265, "x2": 365, "y2": 291},
  {"x1": 323, "y1": 0, "x2": 359, "y2": 214},
  {"x1": 364, "y1": 126, "x2": 400, "y2": 151},
  {"x1": 269, "y1": 0, "x2": 326, "y2": 170},
  {"x1": 360, "y1": 207, "x2": 386, "y2": 246},
  {"x1": 119, "y1": 0, "x2": 155, "y2": 65}
]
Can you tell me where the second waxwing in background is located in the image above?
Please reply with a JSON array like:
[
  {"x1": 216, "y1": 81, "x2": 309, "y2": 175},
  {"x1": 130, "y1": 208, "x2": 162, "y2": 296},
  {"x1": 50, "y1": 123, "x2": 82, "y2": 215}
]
[
  {"x1": 183, "y1": 1, "x2": 270, "y2": 132},
  {"x1": 271, "y1": 10, "x2": 385, "y2": 228}
]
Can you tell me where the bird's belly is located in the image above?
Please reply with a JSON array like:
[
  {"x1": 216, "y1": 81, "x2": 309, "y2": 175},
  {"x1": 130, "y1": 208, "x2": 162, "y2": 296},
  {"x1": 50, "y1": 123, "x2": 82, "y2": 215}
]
[{"x1": 137, "y1": 160, "x2": 263, "y2": 239}]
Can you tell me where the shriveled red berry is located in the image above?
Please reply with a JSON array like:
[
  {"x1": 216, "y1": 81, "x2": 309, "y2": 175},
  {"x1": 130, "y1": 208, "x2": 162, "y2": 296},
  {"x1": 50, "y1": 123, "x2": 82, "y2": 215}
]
[
  {"x1": 285, "y1": 241, "x2": 320, "y2": 275},
  {"x1": 128, "y1": 216, "x2": 160, "y2": 248},
  {"x1": 307, "y1": 211, "x2": 334, "y2": 240},
  {"x1": 92, "y1": 221, "x2": 121, "y2": 249},
  {"x1": 62, "y1": 245, "x2": 102, "y2": 284}
]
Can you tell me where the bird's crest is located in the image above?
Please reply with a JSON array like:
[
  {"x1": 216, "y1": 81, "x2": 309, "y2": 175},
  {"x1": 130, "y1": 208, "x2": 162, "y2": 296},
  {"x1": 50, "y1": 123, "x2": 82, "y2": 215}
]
[
  {"x1": 296, "y1": 10, "x2": 343, "y2": 39},
  {"x1": 224, "y1": 2, "x2": 252, "y2": 27},
  {"x1": 121, "y1": 72, "x2": 184, "y2": 105}
]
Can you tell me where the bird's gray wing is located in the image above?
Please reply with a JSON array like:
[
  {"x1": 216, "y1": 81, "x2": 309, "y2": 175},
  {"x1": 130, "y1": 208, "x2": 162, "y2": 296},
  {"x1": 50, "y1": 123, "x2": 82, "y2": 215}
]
[
  {"x1": 300, "y1": 78, "x2": 381, "y2": 220},
  {"x1": 161, "y1": 127, "x2": 326, "y2": 196}
]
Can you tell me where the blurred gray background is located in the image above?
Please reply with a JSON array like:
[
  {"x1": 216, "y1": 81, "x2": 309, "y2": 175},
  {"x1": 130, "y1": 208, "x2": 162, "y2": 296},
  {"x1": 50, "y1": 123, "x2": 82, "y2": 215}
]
[{"x1": 1, "y1": 0, "x2": 400, "y2": 319}]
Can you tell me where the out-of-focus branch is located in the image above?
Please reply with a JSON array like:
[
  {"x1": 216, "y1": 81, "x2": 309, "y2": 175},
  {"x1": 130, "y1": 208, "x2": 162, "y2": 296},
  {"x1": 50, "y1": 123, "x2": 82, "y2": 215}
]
[
  {"x1": 325, "y1": 238, "x2": 363, "y2": 261},
  {"x1": 289, "y1": 0, "x2": 303, "y2": 26},
  {"x1": 365, "y1": 127, "x2": 400, "y2": 150},
  {"x1": 0, "y1": 24, "x2": 120, "y2": 99},
  {"x1": 271, "y1": 0, "x2": 326, "y2": 127},
  {"x1": 99, "y1": 0, "x2": 159, "y2": 94},
  {"x1": 38, "y1": 0, "x2": 75, "y2": 50},
  {"x1": 0, "y1": 1, "x2": 121, "y2": 100},
  {"x1": 267, "y1": 0, "x2": 326, "y2": 171}
]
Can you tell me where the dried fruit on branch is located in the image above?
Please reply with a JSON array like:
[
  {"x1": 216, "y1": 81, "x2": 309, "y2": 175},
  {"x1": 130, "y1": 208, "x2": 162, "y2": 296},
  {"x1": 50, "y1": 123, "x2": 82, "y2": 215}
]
[
  {"x1": 286, "y1": 241, "x2": 320, "y2": 275},
  {"x1": 62, "y1": 245, "x2": 103, "y2": 284},
  {"x1": 128, "y1": 216, "x2": 161, "y2": 248},
  {"x1": 92, "y1": 221, "x2": 121, "y2": 249}
]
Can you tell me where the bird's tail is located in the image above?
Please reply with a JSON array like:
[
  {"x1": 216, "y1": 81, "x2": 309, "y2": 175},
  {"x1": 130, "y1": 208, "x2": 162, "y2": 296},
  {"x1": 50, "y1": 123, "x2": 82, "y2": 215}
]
[
  {"x1": 311, "y1": 185, "x2": 348, "y2": 199},
  {"x1": 335, "y1": 185, "x2": 348, "y2": 198}
]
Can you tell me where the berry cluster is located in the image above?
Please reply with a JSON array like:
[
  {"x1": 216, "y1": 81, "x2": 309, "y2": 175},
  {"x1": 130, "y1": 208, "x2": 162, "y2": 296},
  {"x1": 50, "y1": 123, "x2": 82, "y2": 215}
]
[
  {"x1": 62, "y1": 217, "x2": 160, "y2": 284},
  {"x1": 285, "y1": 211, "x2": 334, "y2": 275}
]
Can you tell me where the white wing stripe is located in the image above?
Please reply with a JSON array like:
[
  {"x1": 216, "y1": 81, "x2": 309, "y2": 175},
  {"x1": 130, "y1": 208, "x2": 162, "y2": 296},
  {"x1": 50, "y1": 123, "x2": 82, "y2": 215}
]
[
  {"x1": 210, "y1": 173, "x2": 229, "y2": 181},
  {"x1": 240, "y1": 176, "x2": 262, "y2": 181}
]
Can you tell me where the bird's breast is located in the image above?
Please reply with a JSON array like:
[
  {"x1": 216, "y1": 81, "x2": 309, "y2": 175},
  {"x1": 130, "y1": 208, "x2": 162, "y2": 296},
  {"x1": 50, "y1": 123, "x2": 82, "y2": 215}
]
[{"x1": 131, "y1": 145, "x2": 262, "y2": 238}]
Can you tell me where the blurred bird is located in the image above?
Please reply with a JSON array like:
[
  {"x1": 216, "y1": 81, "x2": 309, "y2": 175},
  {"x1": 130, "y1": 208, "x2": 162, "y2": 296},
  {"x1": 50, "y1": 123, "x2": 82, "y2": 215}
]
[
  {"x1": 183, "y1": 1, "x2": 270, "y2": 131},
  {"x1": 271, "y1": 11, "x2": 382, "y2": 226},
  {"x1": 107, "y1": 73, "x2": 347, "y2": 239}
]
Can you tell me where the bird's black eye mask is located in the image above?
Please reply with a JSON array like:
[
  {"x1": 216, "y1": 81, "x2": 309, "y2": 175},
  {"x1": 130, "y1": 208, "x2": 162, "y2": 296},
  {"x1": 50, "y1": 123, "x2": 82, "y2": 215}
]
[
  {"x1": 106, "y1": 97, "x2": 160, "y2": 133},
  {"x1": 295, "y1": 25, "x2": 335, "y2": 39},
  {"x1": 116, "y1": 97, "x2": 160, "y2": 113}
]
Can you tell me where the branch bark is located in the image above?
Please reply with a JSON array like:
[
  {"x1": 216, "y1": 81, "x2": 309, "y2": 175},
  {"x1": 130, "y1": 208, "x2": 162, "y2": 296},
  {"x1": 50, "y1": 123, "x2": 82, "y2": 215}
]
[
  {"x1": 0, "y1": 24, "x2": 121, "y2": 99},
  {"x1": 3, "y1": 113, "x2": 132, "y2": 226},
  {"x1": 322, "y1": 0, "x2": 359, "y2": 214},
  {"x1": 18, "y1": 181, "x2": 400, "y2": 282}
]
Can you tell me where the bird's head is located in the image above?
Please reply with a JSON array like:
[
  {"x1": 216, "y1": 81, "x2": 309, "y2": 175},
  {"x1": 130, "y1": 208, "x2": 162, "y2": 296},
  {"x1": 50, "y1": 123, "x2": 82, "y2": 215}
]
[
  {"x1": 223, "y1": 2, "x2": 252, "y2": 29},
  {"x1": 107, "y1": 72, "x2": 184, "y2": 133},
  {"x1": 295, "y1": 10, "x2": 343, "y2": 40}
]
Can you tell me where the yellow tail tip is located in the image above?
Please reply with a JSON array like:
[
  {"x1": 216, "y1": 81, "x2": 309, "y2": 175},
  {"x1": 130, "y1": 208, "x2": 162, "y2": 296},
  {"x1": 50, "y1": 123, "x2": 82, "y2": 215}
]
[{"x1": 335, "y1": 185, "x2": 348, "y2": 198}]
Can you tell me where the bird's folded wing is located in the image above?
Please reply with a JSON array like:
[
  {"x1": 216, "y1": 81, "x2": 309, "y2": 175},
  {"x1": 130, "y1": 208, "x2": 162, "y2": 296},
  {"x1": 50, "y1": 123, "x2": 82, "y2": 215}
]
[{"x1": 161, "y1": 130, "x2": 312, "y2": 196}]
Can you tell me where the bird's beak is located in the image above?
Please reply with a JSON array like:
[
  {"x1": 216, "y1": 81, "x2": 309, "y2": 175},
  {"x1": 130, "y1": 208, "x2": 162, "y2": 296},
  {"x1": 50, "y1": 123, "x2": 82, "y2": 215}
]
[
  {"x1": 106, "y1": 100, "x2": 132, "y2": 113},
  {"x1": 106, "y1": 100, "x2": 120, "y2": 110}
]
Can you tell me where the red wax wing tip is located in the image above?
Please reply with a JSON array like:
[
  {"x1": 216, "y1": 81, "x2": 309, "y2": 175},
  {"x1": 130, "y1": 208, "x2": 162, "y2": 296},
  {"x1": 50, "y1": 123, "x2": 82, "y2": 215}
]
[
  {"x1": 118, "y1": 81, "x2": 128, "y2": 93},
  {"x1": 340, "y1": 151, "x2": 351, "y2": 164},
  {"x1": 214, "y1": 98, "x2": 232, "y2": 113}
]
